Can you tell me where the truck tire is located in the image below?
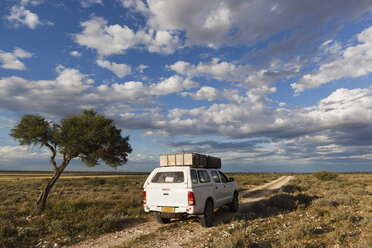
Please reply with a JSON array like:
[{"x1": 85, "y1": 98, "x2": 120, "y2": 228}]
[
  {"x1": 229, "y1": 191, "x2": 239, "y2": 212},
  {"x1": 200, "y1": 199, "x2": 214, "y2": 227},
  {"x1": 155, "y1": 212, "x2": 171, "y2": 224}
]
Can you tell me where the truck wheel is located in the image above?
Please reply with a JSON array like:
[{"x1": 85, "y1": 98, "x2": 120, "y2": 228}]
[
  {"x1": 200, "y1": 199, "x2": 214, "y2": 227},
  {"x1": 155, "y1": 212, "x2": 171, "y2": 224},
  {"x1": 229, "y1": 191, "x2": 239, "y2": 212}
]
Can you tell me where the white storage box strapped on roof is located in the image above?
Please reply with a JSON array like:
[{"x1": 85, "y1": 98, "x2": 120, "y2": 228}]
[{"x1": 159, "y1": 153, "x2": 221, "y2": 169}]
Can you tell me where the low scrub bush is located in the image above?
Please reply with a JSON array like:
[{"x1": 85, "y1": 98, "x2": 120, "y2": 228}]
[
  {"x1": 17, "y1": 227, "x2": 42, "y2": 237},
  {"x1": 265, "y1": 194, "x2": 296, "y2": 209},
  {"x1": 312, "y1": 195, "x2": 354, "y2": 208},
  {"x1": 352, "y1": 188, "x2": 370, "y2": 195},
  {"x1": 313, "y1": 170, "x2": 338, "y2": 181},
  {"x1": 280, "y1": 184, "x2": 303, "y2": 193},
  {"x1": 249, "y1": 201, "x2": 269, "y2": 215}
]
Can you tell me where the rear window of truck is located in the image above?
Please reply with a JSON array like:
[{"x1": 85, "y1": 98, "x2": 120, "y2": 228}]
[
  {"x1": 191, "y1": 170, "x2": 198, "y2": 184},
  {"x1": 151, "y1": 172, "x2": 184, "y2": 183}
]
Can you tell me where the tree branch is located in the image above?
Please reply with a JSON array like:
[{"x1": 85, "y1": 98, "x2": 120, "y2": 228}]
[
  {"x1": 58, "y1": 156, "x2": 72, "y2": 173},
  {"x1": 45, "y1": 143, "x2": 57, "y2": 172}
]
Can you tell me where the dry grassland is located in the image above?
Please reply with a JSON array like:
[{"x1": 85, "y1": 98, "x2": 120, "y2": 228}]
[{"x1": 0, "y1": 172, "x2": 370, "y2": 248}]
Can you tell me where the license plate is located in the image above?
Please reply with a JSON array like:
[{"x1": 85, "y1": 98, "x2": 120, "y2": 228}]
[{"x1": 162, "y1": 207, "x2": 175, "y2": 213}]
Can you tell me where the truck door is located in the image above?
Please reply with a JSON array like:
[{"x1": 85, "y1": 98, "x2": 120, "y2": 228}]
[
  {"x1": 209, "y1": 170, "x2": 225, "y2": 207},
  {"x1": 196, "y1": 169, "x2": 221, "y2": 207},
  {"x1": 218, "y1": 171, "x2": 234, "y2": 204}
]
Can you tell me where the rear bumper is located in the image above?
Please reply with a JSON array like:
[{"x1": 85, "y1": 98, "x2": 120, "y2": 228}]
[{"x1": 144, "y1": 205, "x2": 200, "y2": 215}]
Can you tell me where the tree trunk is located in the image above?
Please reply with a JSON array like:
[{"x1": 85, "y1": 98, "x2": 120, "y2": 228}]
[{"x1": 36, "y1": 159, "x2": 70, "y2": 211}]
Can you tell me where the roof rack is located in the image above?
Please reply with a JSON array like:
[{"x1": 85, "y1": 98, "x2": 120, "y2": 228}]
[{"x1": 159, "y1": 153, "x2": 221, "y2": 169}]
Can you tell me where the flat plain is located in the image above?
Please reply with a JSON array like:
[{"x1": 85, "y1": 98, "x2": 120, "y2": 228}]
[{"x1": 0, "y1": 171, "x2": 370, "y2": 247}]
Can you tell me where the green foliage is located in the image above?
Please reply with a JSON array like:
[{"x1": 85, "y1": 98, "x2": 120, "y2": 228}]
[
  {"x1": 10, "y1": 109, "x2": 132, "y2": 168},
  {"x1": 59, "y1": 109, "x2": 132, "y2": 167},
  {"x1": 313, "y1": 170, "x2": 338, "y2": 181},
  {"x1": 9, "y1": 114, "x2": 52, "y2": 147}
]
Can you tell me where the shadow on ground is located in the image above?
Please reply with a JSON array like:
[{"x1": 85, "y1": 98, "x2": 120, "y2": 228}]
[
  {"x1": 175, "y1": 184, "x2": 317, "y2": 226},
  {"x1": 214, "y1": 184, "x2": 318, "y2": 225},
  {"x1": 163, "y1": 184, "x2": 318, "y2": 227}
]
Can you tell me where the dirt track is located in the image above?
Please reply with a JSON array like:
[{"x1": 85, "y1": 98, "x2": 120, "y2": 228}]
[{"x1": 69, "y1": 175, "x2": 293, "y2": 248}]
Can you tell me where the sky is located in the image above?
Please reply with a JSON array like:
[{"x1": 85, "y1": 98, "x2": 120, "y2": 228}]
[{"x1": 1, "y1": 0, "x2": 372, "y2": 173}]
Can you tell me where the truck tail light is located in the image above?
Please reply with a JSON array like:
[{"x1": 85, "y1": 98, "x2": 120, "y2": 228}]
[
  {"x1": 143, "y1": 191, "x2": 146, "y2": 206},
  {"x1": 188, "y1": 191, "x2": 195, "y2": 206}
]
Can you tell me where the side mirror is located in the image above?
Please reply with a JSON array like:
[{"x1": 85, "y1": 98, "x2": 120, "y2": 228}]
[{"x1": 229, "y1": 177, "x2": 234, "y2": 182}]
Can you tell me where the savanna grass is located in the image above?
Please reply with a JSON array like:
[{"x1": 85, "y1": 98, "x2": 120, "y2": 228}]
[
  {"x1": 0, "y1": 174, "x2": 148, "y2": 247},
  {"x1": 196, "y1": 173, "x2": 372, "y2": 248}
]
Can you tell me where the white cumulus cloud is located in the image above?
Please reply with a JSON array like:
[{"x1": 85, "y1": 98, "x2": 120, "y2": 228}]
[
  {"x1": 292, "y1": 26, "x2": 372, "y2": 94},
  {"x1": 150, "y1": 76, "x2": 198, "y2": 96},
  {"x1": 96, "y1": 59, "x2": 132, "y2": 78},
  {"x1": 188, "y1": 86, "x2": 219, "y2": 101},
  {"x1": 6, "y1": 5, "x2": 42, "y2": 29},
  {"x1": 74, "y1": 16, "x2": 180, "y2": 56},
  {"x1": 0, "y1": 47, "x2": 32, "y2": 70}
]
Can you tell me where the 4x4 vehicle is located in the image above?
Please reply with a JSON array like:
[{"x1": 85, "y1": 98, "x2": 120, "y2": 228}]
[{"x1": 143, "y1": 157, "x2": 238, "y2": 227}]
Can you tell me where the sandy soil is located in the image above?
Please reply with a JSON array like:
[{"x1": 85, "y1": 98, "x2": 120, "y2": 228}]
[{"x1": 68, "y1": 175, "x2": 293, "y2": 248}]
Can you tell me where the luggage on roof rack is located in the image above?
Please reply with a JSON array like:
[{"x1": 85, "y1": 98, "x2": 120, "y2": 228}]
[{"x1": 159, "y1": 153, "x2": 221, "y2": 169}]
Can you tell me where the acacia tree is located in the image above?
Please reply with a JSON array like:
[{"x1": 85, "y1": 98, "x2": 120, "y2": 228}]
[{"x1": 10, "y1": 109, "x2": 132, "y2": 211}]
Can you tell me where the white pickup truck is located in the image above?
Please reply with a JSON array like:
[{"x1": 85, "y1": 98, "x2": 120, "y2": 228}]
[{"x1": 143, "y1": 162, "x2": 238, "y2": 227}]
